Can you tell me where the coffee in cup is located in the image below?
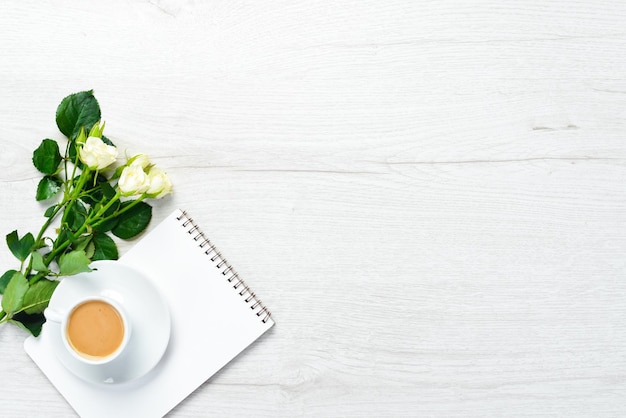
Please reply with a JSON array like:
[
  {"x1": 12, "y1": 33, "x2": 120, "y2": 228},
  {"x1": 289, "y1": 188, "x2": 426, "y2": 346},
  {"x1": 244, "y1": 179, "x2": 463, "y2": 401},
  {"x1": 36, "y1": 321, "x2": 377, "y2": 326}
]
[
  {"x1": 45, "y1": 296, "x2": 131, "y2": 365},
  {"x1": 66, "y1": 300, "x2": 125, "y2": 359}
]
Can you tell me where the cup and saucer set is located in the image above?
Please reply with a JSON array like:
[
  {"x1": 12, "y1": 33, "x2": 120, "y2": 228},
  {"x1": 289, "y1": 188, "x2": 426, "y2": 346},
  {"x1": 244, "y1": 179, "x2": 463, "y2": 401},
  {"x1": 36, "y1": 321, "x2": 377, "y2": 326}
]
[{"x1": 43, "y1": 260, "x2": 171, "y2": 385}]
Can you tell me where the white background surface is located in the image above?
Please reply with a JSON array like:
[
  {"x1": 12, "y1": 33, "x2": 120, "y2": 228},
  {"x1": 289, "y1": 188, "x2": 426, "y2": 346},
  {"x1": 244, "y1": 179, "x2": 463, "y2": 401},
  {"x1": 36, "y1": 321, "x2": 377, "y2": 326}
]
[{"x1": 1, "y1": 1, "x2": 625, "y2": 417}]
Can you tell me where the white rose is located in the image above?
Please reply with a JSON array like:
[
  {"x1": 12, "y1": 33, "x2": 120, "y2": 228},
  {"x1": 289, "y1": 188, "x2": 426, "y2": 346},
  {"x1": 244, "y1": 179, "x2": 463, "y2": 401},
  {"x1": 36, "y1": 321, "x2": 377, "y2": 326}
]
[
  {"x1": 79, "y1": 136, "x2": 118, "y2": 170},
  {"x1": 129, "y1": 154, "x2": 151, "y2": 169},
  {"x1": 146, "y1": 167, "x2": 172, "y2": 199},
  {"x1": 118, "y1": 165, "x2": 150, "y2": 196}
]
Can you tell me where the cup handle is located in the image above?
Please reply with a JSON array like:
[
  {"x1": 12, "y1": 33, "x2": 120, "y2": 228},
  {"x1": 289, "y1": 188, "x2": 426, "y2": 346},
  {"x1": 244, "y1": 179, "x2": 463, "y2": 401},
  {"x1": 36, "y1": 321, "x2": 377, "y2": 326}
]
[{"x1": 44, "y1": 308, "x2": 64, "y2": 323}]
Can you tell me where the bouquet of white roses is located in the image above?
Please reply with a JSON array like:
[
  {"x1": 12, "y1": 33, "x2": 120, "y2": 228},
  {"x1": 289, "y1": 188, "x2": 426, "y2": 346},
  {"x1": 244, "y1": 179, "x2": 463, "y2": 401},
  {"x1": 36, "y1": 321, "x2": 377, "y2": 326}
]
[{"x1": 0, "y1": 90, "x2": 171, "y2": 336}]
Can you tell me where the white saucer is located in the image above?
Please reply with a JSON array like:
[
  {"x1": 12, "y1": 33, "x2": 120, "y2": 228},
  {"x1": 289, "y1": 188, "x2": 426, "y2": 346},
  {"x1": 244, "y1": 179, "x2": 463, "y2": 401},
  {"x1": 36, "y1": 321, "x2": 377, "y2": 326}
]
[{"x1": 46, "y1": 260, "x2": 171, "y2": 385}]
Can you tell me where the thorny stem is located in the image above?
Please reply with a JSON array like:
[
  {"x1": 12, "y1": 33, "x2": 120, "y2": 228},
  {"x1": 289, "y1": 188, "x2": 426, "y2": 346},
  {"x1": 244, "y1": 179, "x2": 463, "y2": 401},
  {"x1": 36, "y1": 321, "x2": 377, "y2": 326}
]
[
  {"x1": 60, "y1": 167, "x2": 91, "y2": 226},
  {"x1": 43, "y1": 190, "x2": 129, "y2": 265},
  {"x1": 91, "y1": 194, "x2": 145, "y2": 228},
  {"x1": 23, "y1": 202, "x2": 66, "y2": 278}
]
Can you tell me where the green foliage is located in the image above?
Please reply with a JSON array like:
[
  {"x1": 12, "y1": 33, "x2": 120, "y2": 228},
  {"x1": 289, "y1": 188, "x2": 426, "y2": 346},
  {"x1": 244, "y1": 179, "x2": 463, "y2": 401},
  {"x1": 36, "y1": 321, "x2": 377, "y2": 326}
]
[
  {"x1": 1, "y1": 90, "x2": 170, "y2": 336},
  {"x1": 58, "y1": 250, "x2": 92, "y2": 276},
  {"x1": 44, "y1": 205, "x2": 57, "y2": 218},
  {"x1": 112, "y1": 201, "x2": 153, "y2": 239},
  {"x1": 30, "y1": 252, "x2": 48, "y2": 273},
  {"x1": 11, "y1": 312, "x2": 46, "y2": 337},
  {"x1": 92, "y1": 233, "x2": 119, "y2": 261},
  {"x1": 65, "y1": 199, "x2": 88, "y2": 232},
  {"x1": 36, "y1": 176, "x2": 63, "y2": 201},
  {"x1": 1, "y1": 272, "x2": 29, "y2": 314},
  {"x1": 101, "y1": 135, "x2": 115, "y2": 147},
  {"x1": 22, "y1": 279, "x2": 59, "y2": 314},
  {"x1": 32, "y1": 139, "x2": 62, "y2": 175},
  {"x1": 0, "y1": 270, "x2": 17, "y2": 294},
  {"x1": 55, "y1": 90, "x2": 101, "y2": 140},
  {"x1": 6, "y1": 231, "x2": 35, "y2": 262}
]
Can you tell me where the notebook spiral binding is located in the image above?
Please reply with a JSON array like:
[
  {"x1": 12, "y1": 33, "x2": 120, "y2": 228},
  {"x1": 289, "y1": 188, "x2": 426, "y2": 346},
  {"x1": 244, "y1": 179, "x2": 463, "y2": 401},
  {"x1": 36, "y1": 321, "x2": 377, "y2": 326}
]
[{"x1": 176, "y1": 211, "x2": 272, "y2": 324}]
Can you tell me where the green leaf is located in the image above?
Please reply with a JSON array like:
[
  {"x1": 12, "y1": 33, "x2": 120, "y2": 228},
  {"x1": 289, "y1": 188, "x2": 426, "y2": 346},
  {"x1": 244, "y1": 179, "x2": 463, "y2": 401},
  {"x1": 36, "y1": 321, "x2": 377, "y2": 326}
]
[
  {"x1": 85, "y1": 241, "x2": 96, "y2": 259},
  {"x1": 88, "y1": 121, "x2": 105, "y2": 139},
  {"x1": 68, "y1": 140, "x2": 80, "y2": 165},
  {"x1": 71, "y1": 235, "x2": 92, "y2": 252},
  {"x1": 58, "y1": 250, "x2": 92, "y2": 276},
  {"x1": 101, "y1": 135, "x2": 115, "y2": 147},
  {"x1": 1, "y1": 272, "x2": 29, "y2": 314},
  {"x1": 65, "y1": 199, "x2": 88, "y2": 232},
  {"x1": 22, "y1": 233, "x2": 35, "y2": 258},
  {"x1": 36, "y1": 176, "x2": 63, "y2": 201},
  {"x1": 6, "y1": 230, "x2": 19, "y2": 256},
  {"x1": 112, "y1": 201, "x2": 152, "y2": 239},
  {"x1": 6, "y1": 231, "x2": 35, "y2": 262},
  {"x1": 53, "y1": 228, "x2": 71, "y2": 255},
  {"x1": 22, "y1": 279, "x2": 58, "y2": 314},
  {"x1": 31, "y1": 252, "x2": 49, "y2": 272},
  {"x1": 92, "y1": 218, "x2": 119, "y2": 233},
  {"x1": 10, "y1": 312, "x2": 46, "y2": 337},
  {"x1": 100, "y1": 182, "x2": 116, "y2": 200},
  {"x1": 55, "y1": 90, "x2": 101, "y2": 140},
  {"x1": 32, "y1": 139, "x2": 62, "y2": 175},
  {"x1": 111, "y1": 164, "x2": 125, "y2": 180},
  {"x1": 44, "y1": 205, "x2": 57, "y2": 218},
  {"x1": 81, "y1": 173, "x2": 108, "y2": 206},
  {"x1": 0, "y1": 269, "x2": 18, "y2": 294},
  {"x1": 92, "y1": 199, "x2": 121, "y2": 233},
  {"x1": 69, "y1": 234, "x2": 95, "y2": 259},
  {"x1": 92, "y1": 233, "x2": 119, "y2": 261}
]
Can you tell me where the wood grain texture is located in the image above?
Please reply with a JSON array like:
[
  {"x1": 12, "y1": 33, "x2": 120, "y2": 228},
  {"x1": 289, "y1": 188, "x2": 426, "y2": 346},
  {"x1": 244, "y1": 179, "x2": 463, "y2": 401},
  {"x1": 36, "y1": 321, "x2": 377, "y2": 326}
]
[{"x1": 1, "y1": 0, "x2": 625, "y2": 416}]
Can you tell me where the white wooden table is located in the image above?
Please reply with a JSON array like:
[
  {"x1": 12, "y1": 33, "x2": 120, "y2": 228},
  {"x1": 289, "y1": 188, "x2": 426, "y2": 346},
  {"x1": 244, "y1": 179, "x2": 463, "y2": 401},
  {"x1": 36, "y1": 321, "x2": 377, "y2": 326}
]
[{"x1": 1, "y1": 1, "x2": 625, "y2": 417}]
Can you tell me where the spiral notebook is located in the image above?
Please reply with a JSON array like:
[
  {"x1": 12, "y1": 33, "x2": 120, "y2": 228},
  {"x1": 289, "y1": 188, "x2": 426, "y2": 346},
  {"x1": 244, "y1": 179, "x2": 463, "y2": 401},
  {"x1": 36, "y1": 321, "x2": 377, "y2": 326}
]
[{"x1": 24, "y1": 209, "x2": 274, "y2": 417}]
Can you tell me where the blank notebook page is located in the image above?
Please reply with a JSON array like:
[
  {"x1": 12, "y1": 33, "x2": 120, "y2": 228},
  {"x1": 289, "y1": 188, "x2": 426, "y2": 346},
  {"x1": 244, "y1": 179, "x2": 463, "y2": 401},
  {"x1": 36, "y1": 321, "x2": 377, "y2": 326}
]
[{"x1": 25, "y1": 209, "x2": 274, "y2": 418}]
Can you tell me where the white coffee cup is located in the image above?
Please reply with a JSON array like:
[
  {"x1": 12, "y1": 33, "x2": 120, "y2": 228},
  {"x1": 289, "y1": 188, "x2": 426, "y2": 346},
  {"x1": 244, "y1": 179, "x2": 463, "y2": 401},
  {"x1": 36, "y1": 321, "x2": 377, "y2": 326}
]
[{"x1": 45, "y1": 296, "x2": 131, "y2": 365}]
